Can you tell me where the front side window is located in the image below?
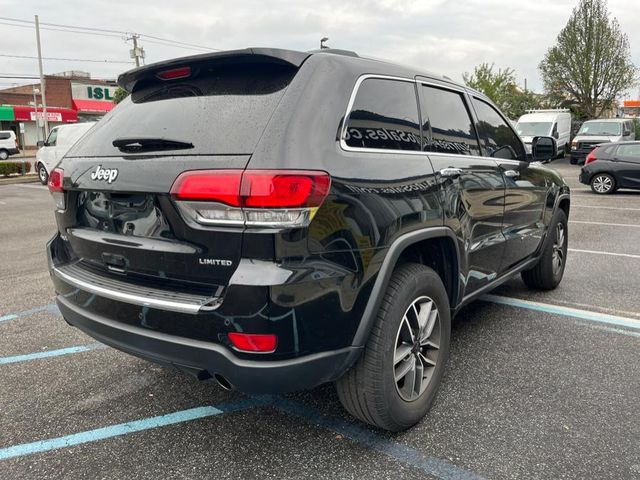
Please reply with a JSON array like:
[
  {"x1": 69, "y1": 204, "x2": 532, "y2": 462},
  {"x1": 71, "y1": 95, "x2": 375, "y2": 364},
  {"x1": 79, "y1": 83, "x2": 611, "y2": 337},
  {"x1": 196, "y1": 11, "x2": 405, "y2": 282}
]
[
  {"x1": 420, "y1": 85, "x2": 480, "y2": 156},
  {"x1": 46, "y1": 128, "x2": 58, "y2": 146},
  {"x1": 472, "y1": 98, "x2": 525, "y2": 160},
  {"x1": 344, "y1": 78, "x2": 421, "y2": 151}
]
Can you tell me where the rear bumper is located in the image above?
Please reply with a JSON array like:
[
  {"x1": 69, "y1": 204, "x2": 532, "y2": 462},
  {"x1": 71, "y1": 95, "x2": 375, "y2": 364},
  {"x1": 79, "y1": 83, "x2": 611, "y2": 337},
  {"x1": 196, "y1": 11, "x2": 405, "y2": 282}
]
[
  {"x1": 56, "y1": 295, "x2": 361, "y2": 393},
  {"x1": 578, "y1": 168, "x2": 591, "y2": 185},
  {"x1": 47, "y1": 234, "x2": 365, "y2": 393}
]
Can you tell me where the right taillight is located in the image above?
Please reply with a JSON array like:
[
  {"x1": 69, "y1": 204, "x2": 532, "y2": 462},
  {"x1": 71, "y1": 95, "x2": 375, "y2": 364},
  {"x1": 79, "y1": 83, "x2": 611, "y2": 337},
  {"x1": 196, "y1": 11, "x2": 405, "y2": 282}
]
[
  {"x1": 47, "y1": 168, "x2": 66, "y2": 210},
  {"x1": 170, "y1": 169, "x2": 331, "y2": 228},
  {"x1": 585, "y1": 149, "x2": 598, "y2": 165}
]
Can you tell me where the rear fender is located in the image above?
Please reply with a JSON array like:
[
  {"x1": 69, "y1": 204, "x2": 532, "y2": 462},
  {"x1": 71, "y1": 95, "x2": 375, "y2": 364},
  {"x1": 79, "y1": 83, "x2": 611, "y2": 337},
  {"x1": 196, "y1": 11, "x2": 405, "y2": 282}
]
[{"x1": 351, "y1": 227, "x2": 460, "y2": 348}]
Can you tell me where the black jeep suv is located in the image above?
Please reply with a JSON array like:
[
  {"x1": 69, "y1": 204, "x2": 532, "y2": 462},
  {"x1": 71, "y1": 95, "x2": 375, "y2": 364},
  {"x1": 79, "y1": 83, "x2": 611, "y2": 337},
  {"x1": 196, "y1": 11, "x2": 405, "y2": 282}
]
[{"x1": 47, "y1": 48, "x2": 570, "y2": 431}]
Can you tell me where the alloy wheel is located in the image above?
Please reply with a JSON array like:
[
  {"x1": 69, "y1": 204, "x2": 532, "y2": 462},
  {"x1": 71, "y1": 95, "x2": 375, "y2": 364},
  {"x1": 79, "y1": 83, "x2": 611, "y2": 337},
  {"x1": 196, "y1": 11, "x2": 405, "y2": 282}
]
[
  {"x1": 39, "y1": 166, "x2": 47, "y2": 183},
  {"x1": 592, "y1": 175, "x2": 613, "y2": 193},
  {"x1": 552, "y1": 223, "x2": 565, "y2": 276},
  {"x1": 393, "y1": 295, "x2": 440, "y2": 402}
]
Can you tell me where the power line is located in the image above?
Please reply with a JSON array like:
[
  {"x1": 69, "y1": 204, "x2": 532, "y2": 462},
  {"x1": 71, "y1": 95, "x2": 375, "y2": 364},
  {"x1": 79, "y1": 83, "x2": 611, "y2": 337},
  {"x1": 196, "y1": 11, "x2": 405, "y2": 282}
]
[
  {"x1": 0, "y1": 16, "x2": 221, "y2": 51},
  {"x1": 0, "y1": 21, "x2": 122, "y2": 39},
  {"x1": 0, "y1": 53, "x2": 133, "y2": 64}
]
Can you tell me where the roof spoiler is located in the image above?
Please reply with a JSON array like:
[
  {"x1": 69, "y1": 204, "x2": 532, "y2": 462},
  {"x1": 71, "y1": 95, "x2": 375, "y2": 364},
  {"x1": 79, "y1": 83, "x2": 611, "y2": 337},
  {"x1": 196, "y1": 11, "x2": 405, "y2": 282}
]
[{"x1": 117, "y1": 48, "x2": 311, "y2": 92}]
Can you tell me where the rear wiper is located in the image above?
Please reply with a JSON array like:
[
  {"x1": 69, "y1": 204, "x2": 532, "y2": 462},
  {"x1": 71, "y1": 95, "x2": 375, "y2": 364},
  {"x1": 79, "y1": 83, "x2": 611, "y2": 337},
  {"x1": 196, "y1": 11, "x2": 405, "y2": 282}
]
[{"x1": 112, "y1": 137, "x2": 194, "y2": 153}]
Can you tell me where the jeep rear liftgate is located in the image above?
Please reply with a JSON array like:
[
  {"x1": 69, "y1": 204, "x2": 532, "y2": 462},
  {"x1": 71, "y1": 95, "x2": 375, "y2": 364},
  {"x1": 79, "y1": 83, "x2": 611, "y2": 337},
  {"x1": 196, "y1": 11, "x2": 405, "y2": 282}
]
[{"x1": 51, "y1": 54, "x2": 303, "y2": 298}]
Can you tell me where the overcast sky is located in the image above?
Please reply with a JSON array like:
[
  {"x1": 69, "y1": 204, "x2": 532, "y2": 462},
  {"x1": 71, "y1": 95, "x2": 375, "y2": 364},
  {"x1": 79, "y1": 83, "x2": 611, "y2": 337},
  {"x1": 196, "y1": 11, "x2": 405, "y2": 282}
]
[{"x1": 0, "y1": 0, "x2": 638, "y2": 97}]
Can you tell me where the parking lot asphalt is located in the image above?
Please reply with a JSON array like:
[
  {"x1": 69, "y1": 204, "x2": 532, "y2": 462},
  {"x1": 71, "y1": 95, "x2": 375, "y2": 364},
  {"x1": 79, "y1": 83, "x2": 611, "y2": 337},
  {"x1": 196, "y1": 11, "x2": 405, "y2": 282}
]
[{"x1": 1, "y1": 158, "x2": 639, "y2": 480}]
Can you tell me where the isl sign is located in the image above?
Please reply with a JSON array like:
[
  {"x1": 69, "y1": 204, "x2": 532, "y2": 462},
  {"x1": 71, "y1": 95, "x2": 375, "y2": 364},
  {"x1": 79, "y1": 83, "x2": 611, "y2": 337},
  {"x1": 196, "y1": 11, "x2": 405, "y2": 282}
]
[{"x1": 71, "y1": 82, "x2": 117, "y2": 102}]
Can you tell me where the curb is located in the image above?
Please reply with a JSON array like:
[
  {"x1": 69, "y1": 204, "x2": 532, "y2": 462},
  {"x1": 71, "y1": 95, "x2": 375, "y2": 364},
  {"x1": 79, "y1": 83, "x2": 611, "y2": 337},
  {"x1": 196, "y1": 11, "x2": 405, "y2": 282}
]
[{"x1": 0, "y1": 175, "x2": 41, "y2": 185}]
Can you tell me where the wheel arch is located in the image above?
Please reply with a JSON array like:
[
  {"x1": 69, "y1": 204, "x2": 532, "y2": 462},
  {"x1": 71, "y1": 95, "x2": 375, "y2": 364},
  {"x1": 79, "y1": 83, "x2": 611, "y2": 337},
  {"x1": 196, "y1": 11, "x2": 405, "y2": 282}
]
[{"x1": 351, "y1": 227, "x2": 461, "y2": 348}]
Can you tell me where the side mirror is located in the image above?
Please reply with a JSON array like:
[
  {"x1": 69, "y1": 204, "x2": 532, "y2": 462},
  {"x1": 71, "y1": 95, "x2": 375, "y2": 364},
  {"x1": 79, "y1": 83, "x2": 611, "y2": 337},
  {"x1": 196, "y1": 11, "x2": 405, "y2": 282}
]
[
  {"x1": 553, "y1": 131, "x2": 559, "y2": 139},
  {"x1": 36, "y1": 140, "x2": 45, "y2": 148},
  {"x1": 623, "y1": 129, "x2": 631, "y2": 136},
  {"x1": 532, "y1": 136, "x2": 557, "y2": 162}
]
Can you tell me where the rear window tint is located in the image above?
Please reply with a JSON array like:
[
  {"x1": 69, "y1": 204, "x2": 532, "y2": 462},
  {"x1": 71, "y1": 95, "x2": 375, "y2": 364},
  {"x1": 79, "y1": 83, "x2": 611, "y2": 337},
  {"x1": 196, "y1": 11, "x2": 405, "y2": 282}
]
[
  {"x1": 67, "y1": 63, "x2": 297, "y2": 157},
  {"x1": 420, "y1": 85, "x2": 480, "y2": 156},
  {"x1": 0, "y1": 132, "x2": 11, "y2": 140},
  {"x1": 344, "y1": 78, "x2": 421, "y2": 151}
]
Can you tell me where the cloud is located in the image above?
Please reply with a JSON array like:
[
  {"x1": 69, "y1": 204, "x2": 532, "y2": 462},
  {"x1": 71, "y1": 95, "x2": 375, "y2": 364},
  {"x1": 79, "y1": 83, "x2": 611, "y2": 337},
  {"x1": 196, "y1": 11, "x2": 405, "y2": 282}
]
[{"x1": 0, "y1": 0, "x2": 638, "y2": 96}]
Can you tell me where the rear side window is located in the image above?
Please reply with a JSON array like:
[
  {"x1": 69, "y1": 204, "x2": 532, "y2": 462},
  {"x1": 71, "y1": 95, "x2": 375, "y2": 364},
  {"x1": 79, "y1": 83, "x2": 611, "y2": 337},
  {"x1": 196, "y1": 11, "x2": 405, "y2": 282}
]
[
  {"x1": 0, "y1": 132, "x2": 10, "y2": 140},
  {"x1": 616, "y1": 143, "x2": 640, "y2": 162},
  {"x1": 420, "y1": 85, "x2": 480, "y2": 156},
  {"x1": 67, "y1": 62, "x2": 297, "y2": 157},
  {"x1": 344, "y1": 78, "x2": 421, "y2": 151},
  {"x1": 472, "y1": 98, "x2": 525, "y2": 160}
]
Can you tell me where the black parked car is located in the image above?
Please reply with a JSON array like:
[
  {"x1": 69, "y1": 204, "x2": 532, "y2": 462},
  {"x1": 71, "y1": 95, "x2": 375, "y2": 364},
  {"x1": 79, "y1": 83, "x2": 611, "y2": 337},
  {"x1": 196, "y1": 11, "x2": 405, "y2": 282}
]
[
  {"x1": 579, "y1": 141, "x2": 640, "y2": 194},
  {"x1": 47, "y1": 48, "x2": 570, "y2": 431}
]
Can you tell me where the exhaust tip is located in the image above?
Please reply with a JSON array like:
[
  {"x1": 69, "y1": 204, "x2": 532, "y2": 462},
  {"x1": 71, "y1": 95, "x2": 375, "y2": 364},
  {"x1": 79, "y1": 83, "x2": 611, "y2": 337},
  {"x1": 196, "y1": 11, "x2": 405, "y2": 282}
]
[{"x1": 214, "y1": 373, "x2": 233, "y2": 391}]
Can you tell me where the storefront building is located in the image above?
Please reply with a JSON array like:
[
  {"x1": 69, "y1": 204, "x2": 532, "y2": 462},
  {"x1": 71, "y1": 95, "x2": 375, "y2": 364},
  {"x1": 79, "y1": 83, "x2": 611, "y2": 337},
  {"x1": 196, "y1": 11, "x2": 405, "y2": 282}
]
[{"x1": 0, "y1": 72, "x2": 115, "y2": 149}]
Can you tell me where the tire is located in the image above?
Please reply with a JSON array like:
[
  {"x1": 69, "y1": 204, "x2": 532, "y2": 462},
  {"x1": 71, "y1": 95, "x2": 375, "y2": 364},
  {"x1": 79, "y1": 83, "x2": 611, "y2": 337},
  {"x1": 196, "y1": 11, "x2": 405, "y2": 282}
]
[
  {"x1": 37, "y1": 163, "x2": 48, "y2": 185},
  {"x1": 564, "y1": 143, "x2": 571, "y2": 155},
  {"x1": 569, "y1": 157, "x2": 577, "y2": 165},
  {"x1": 0, "y1": 149, "x2": 8, "y2": 160},
  {"x1": 521, "y1": 209, "x2": 568, "y2": 290},
  {"x1": 336, "y1": 263, "x2": 451, "y2": 431},
  {"x1": 590, "y1": 173, "x2": 615, "y2": 194}
]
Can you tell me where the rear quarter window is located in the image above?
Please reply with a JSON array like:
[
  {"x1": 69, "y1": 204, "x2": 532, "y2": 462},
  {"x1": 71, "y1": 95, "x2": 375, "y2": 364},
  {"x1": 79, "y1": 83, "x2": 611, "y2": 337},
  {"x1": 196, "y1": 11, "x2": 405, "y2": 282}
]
[
  {"x1": 67, "y1": 62, "x2": 297, "y2": 157},
  {"x1": 0, "y1": 132, "x2": 11, "y2": 140}
]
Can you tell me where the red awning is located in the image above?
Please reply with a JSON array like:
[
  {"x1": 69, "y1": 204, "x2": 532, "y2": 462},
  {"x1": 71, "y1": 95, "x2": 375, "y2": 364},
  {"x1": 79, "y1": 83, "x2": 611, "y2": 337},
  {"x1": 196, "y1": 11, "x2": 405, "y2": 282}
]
[
  {"x1": 12, "y1": 105, "x2": 78, "y2": 123},
  {"x1": 73, "y1": 99, "x2": 115, "y2": 113}
]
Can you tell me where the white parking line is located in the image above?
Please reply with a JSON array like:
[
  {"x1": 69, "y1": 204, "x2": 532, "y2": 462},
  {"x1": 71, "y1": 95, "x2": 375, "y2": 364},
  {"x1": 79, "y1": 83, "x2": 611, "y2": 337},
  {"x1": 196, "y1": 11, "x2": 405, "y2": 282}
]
[
  {"x1": 568, "y1": 248, "x2": 640, "y2": 259},
  {"x1": 569, "y1": 220, "x2": 640, "y2": 228},
  {"x1": 572, "y1": 205, "x2": 640, "y2": 212},
  {"x1": 482, "y1": 294, "x2": 640, "y2": 331}
]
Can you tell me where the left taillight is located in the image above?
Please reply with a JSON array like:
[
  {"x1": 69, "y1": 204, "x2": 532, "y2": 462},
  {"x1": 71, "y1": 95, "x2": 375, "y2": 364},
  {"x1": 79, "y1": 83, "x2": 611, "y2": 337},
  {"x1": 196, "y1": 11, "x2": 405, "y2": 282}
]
[
  {"x1": 585, "y1": 149, "x2": 598, "y2": 165},
  {"x1": 47, "y1": 168, "x2": 66, "y2": 210},
  {"x1": 170, "y1": 169, "x2": 331, "y2": 228}
]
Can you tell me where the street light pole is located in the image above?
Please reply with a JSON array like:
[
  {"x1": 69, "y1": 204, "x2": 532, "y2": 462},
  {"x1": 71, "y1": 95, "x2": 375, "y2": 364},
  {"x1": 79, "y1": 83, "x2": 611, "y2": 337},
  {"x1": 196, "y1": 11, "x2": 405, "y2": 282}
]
[{"x1": 34, "y1": 15, "x2": 49, "y2": 137}]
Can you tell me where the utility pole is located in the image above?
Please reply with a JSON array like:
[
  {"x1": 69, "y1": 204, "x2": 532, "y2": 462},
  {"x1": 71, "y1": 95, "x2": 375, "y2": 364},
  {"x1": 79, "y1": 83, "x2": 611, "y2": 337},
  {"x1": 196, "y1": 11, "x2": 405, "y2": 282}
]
[
  {"x1": 34, "y1": 15, "x2": 49, "y2": 137},
  {"x1": 126, "y1": 33, "x2": 145, "y2": 67}
]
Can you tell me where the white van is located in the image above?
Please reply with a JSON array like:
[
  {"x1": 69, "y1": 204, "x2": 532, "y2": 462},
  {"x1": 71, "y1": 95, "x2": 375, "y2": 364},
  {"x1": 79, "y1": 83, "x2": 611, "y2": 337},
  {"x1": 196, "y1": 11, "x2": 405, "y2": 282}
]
[
  {"x1": 36, "y1": 122, "x2": 95, "y2": 184},
  {"x1": 0, "y1": 130, "x2": 20, "y2": 160},
  {"x1": 515, "y1": 110, "x2": 572, "y2": 158},
  {"x1": 570, "y1": 118, "x2": 636, "y2": 165}
]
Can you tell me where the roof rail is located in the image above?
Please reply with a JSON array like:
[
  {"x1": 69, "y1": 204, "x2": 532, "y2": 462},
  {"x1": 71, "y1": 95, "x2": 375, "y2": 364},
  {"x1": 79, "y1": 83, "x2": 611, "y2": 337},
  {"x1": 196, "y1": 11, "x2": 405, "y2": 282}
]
[{"x1": 525, "y1": 109, "x2": 570, "y2": 113}]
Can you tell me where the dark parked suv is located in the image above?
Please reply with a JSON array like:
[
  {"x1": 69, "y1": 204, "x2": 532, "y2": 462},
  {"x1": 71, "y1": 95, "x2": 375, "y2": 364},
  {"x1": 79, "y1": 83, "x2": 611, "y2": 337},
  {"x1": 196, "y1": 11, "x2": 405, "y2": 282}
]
[{"x1": 47, "y1": 48, "x2": 570, "y2": 431}]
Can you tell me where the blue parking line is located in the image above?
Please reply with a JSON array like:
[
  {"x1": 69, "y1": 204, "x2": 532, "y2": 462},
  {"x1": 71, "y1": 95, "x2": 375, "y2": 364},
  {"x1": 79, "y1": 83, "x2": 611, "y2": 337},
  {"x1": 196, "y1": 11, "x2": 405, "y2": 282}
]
[
  {"x1": 0, "y1": 344, "x2": 104, "y2": 365},
  {"x1": 273, "y1": 397, "x2": 485, "y2": 480},
  {"x1": 482, "y1": 294, "x2": 640, "y2": 331},
  {"x1": 0, "y1": 397, "x2": 269, "y2": 461},
  {"x1": 0, "y1": 303, "x2": 58, "y2": 323}
]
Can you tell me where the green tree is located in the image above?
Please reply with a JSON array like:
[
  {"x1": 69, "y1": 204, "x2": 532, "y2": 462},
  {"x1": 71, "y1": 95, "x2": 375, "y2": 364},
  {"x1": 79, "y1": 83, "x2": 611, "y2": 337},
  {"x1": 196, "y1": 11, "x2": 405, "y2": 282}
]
[
  {"x1": 463, "y1": 63, "x2": 539, "y2": 119},
  {"x1": 112, "y1": 87, "x2": 129, "y2": 104},
  {"x1": 539, "y1": 0, "x2": 637, "y2": 119}
]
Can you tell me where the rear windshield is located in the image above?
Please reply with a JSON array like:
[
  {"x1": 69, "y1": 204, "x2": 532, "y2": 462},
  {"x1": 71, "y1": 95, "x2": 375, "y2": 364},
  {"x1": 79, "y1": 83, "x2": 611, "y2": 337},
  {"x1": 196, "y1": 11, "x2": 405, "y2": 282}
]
[{"x1": 67, "y1": 62, "x2": 297, "y2": 157}]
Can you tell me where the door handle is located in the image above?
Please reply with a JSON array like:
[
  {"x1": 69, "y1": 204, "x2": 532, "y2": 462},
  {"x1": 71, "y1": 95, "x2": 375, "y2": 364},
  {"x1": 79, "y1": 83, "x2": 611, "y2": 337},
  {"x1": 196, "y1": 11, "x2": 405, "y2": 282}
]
[
  {"x1": 439, "y1": 167, "x2": 463, "y2": 178},
  {"x1": 503, "y1": 169, "x2": 519, "y2": 178}
]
